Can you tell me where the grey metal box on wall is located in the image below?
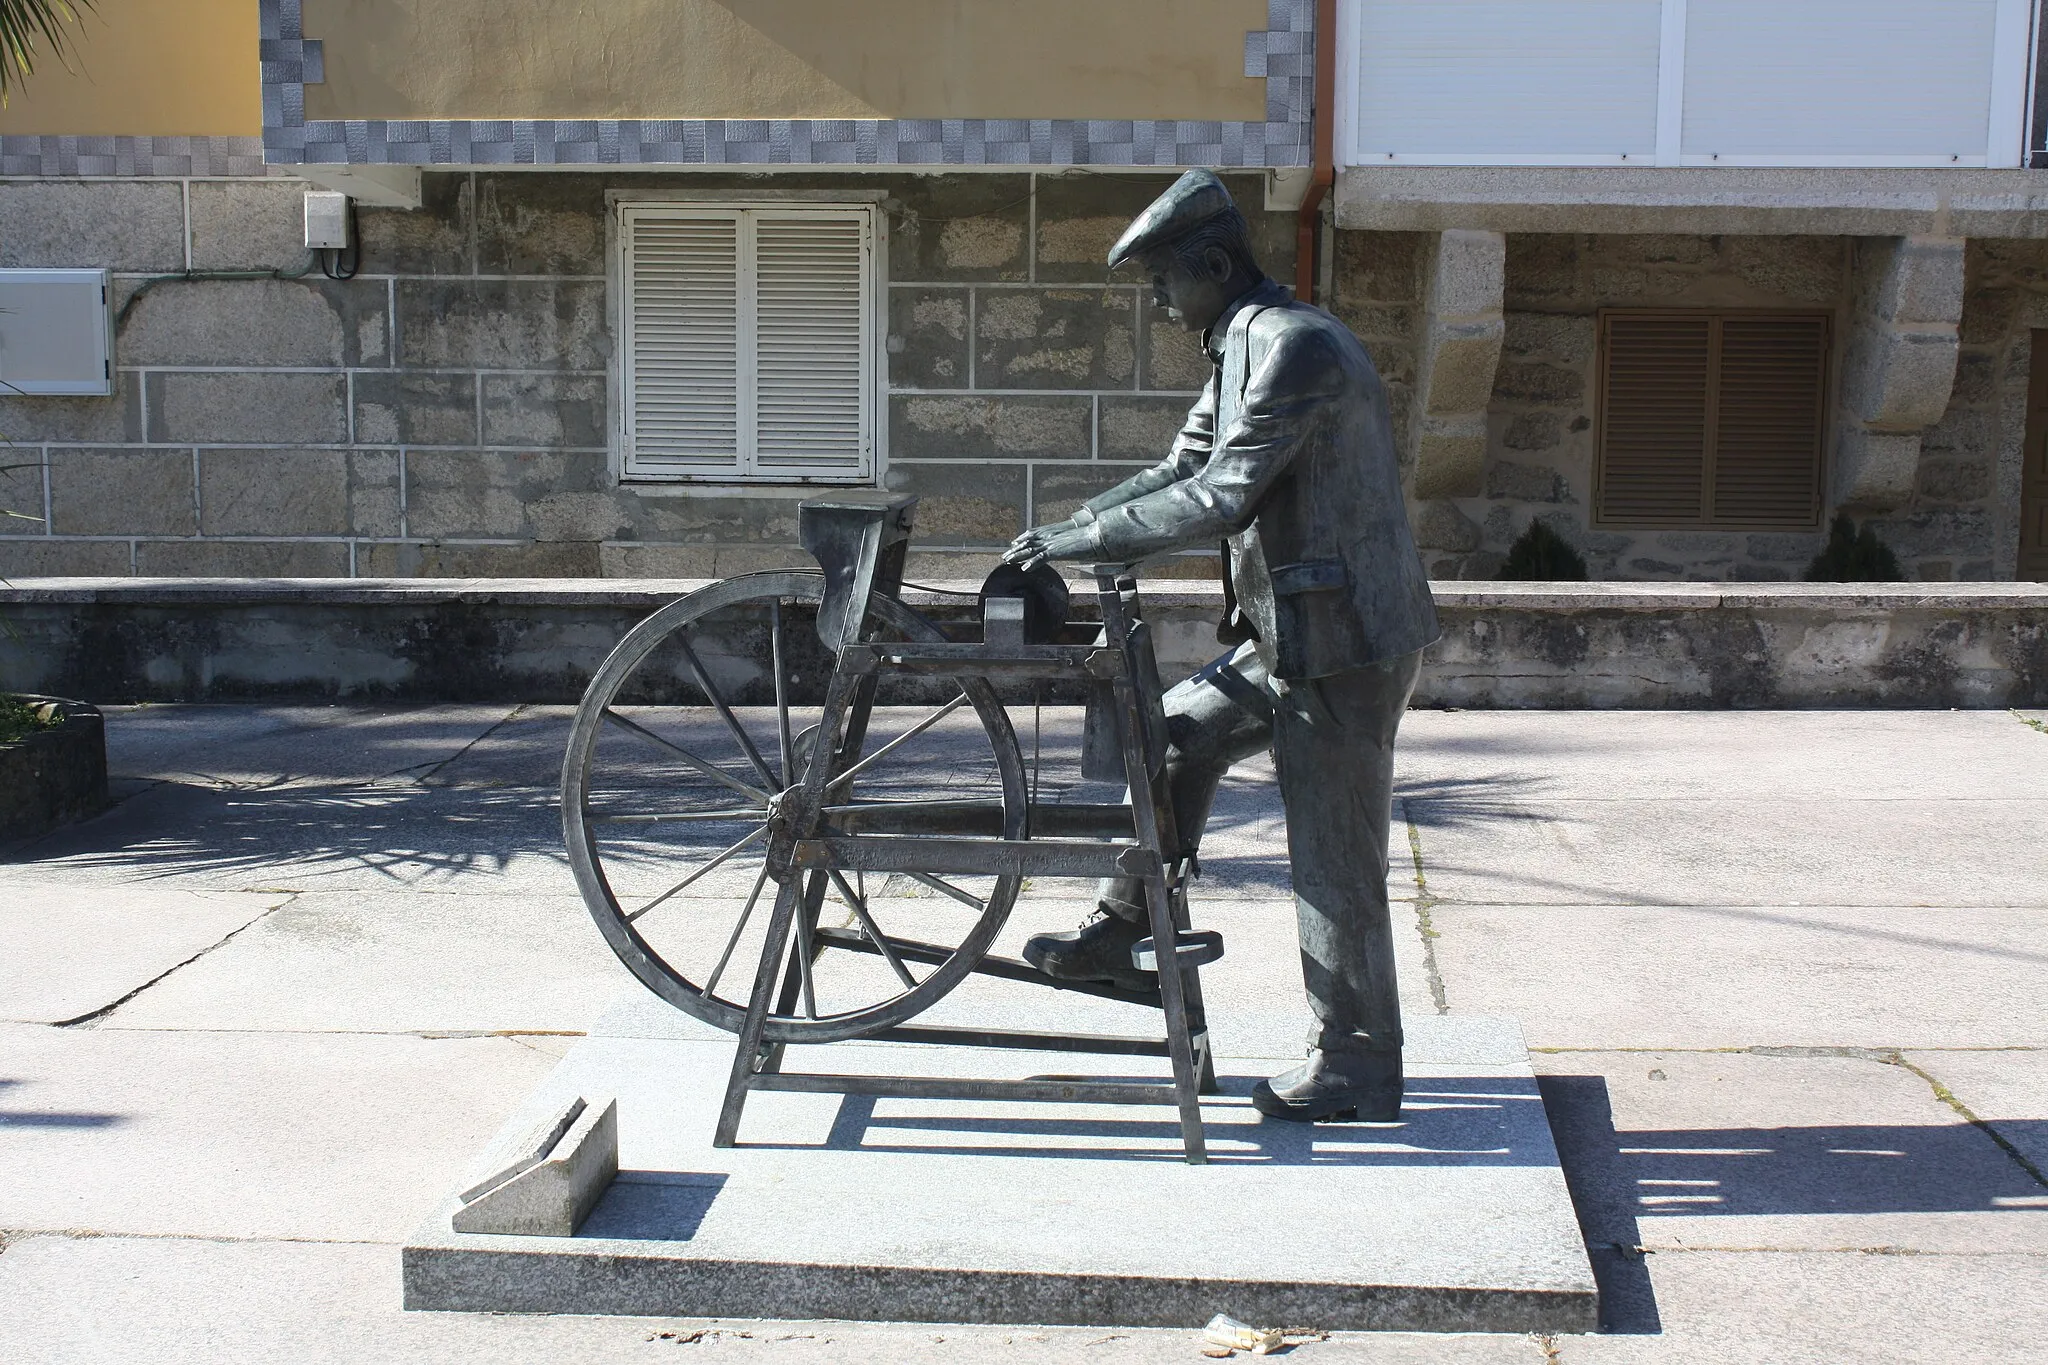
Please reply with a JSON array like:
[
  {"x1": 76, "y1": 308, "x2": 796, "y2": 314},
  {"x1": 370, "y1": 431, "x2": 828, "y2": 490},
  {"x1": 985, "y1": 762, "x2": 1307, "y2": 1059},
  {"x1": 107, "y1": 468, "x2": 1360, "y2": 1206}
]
[{"x1": 0, "y1": 269, "x2": 113, "y2": 396}]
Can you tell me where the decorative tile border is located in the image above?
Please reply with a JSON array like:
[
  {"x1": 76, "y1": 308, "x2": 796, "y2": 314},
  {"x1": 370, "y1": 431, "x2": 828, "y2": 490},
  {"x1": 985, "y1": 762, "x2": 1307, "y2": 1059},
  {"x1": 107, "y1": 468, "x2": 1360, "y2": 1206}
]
[
  {"x1": 259, "y1": 0, "x2": 1313, "y2": 170},
  {"x1": 0, "y1": 135, "x2": 269, "y2": 177}
]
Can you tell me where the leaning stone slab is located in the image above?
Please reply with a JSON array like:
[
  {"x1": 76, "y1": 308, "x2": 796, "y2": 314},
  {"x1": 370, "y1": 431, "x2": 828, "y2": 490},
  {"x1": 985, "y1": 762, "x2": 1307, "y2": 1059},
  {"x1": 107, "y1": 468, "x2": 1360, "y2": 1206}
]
[{"x1": 449, "y1": 1095, "x2": 617, "y2": 1238}]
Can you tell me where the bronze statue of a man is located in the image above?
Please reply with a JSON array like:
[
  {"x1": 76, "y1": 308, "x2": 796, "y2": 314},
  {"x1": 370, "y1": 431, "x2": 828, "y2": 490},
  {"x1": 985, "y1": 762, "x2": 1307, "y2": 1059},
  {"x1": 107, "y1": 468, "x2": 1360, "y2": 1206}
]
[{"x1": 1004, "y1": 170, "x2": 1439, "y2": 1123}]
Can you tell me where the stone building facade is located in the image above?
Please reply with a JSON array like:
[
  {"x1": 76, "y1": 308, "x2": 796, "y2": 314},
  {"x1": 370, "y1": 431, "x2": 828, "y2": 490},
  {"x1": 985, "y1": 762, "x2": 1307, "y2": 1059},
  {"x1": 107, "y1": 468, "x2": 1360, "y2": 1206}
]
[
  {"x1": 7, "y1": 166, "x2": 2048, "y2": 584},
  {"x1": 0, "y1": 169, "x2": 1293, "y2": 581}
]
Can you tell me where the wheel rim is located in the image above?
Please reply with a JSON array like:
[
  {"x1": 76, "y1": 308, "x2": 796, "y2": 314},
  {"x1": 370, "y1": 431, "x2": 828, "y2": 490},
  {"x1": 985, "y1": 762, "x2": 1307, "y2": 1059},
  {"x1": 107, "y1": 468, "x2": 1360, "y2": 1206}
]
[{"x1": 562, "y1": 571, "x2": 1027, "y2": 1043}]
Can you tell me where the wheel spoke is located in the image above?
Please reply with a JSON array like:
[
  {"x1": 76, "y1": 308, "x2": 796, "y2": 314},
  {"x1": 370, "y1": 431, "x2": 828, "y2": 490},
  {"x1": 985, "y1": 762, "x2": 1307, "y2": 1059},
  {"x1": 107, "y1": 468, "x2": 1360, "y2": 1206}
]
[
  {"x1": 829, "y1": 692, "x2": 969, "y2": 790},
  {"x1": 701, "y1": 860, "x2": 773, "y2": 1000},
  {"x1": 589, "y1": 807, "x2": 762, "y2": 825},
  {"x1": 794, "y1": 873, "x2": 821, "y2": 1019},
  {"x1": 770, "y1": 598, "x2": 796, "y2": 786},
  {"x1": 903, "y1": 870, "x2": 988, "y2": 912},
  {"x1": 826, "y1": 868, "x2": 918, "y2": 990},
  {"x1": 625, "y1": 824, "x2": 769, "y2": 923},
  {"x1": 673, "y1": 627, "x2": 780, "y2": 792},
  {"x1": 603, "y1": 709, "x2": 771, "y2": 804}
]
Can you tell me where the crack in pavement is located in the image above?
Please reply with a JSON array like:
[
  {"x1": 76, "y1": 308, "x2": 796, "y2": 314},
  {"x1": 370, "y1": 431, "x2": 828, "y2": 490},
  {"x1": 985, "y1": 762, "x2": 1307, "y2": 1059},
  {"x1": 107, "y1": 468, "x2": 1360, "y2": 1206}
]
[
  {"x1": 1403, "y1": 808, "x2": 1450, "y2": 1015},
  {"x1": 1890, "y1": 1052, "x2": 2048, "y2": 1190},
  {"x1": 49, "y1": 893, "x2": 302, "y2": 1029}
]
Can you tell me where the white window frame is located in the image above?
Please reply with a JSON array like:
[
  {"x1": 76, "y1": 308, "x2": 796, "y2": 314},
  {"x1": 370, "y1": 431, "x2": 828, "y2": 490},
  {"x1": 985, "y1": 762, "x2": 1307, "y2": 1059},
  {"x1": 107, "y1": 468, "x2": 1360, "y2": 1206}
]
[
  {"x1": 611, "y1": 193, "x2": 887, "y2": 487},
  {"x1": 1336, "y1": 0, "x2": 2042, "y2": 169}
]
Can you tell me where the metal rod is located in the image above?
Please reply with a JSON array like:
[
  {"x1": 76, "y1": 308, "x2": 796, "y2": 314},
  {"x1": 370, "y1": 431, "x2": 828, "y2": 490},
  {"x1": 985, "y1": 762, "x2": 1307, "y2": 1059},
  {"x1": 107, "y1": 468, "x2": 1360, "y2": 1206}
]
[
  {"x1": 590, "y1": 807, "x2": 762, "y2": 825},
  {"x1": 794, "y1": 834, "x2": 1155, "y2": 879},
  {"x1": 672, "y1": 627, "x2": 780, "y2": 793},
  {"x1": 811, "y1": 926, "x2": 1161, "y2": 1007},
  {"x1": 793, "y1": 871, "x2": 821, "y2": 1019},
  {"x1": 825, "y1": 867, "x2": 918, "y2": 989},
  {"x1": 902, "y1": 870, "x2": 985, "y2": 912},
  {"x1": 626, "y1": 824, "x2": 768, "y2": 923},
  {"x1": 874, "y1": 1025, "x2": 1171, "y2": 1056},
  {"x1": 602, "y1": 709, "x2": 771, "y2": 805},
  {"x1": 749, "y1": 1073, "x2": 1185, "y2": 1106},
  {"x1": 826, "y1": 692, "x2": 968, "y2": 790},
  {"x1": 712, "y1": 875, "x2": 804, "y2": 1148},
  {"x1": 701, "y1": 860, "x2": 773, "y2": 1000},
  {"x1": 770, "y1": 597, "x2": 795, "y2": 788}
]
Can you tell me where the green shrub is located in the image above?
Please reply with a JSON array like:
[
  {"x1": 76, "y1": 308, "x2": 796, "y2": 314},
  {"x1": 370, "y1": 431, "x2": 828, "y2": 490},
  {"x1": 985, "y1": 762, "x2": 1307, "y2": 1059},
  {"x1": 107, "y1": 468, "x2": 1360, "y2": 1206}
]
[
  {"x1": 1803, "y1": 514, "x2": 1905, "y2": 582},
  {"x1": 1499, "y1": 519, "x2": 1589, "y2": 580},
  {"x1": 0, "y1": 695, "x2": 60, "y2": 745}
]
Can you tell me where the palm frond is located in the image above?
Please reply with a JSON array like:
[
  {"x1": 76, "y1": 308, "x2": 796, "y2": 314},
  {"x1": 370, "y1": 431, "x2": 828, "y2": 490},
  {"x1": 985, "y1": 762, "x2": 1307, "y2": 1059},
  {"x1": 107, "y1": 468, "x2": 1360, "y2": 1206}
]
[{"x1": 0, "y1": 0, "x2": 95, "y2": 106}]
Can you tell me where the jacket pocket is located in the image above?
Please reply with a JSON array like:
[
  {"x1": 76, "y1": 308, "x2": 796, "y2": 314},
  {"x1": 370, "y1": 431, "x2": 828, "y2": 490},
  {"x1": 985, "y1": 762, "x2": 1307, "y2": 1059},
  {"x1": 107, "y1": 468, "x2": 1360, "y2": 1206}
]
[{"x1": 1268, "y1": 559, "x2": 1348, "y2": 678}]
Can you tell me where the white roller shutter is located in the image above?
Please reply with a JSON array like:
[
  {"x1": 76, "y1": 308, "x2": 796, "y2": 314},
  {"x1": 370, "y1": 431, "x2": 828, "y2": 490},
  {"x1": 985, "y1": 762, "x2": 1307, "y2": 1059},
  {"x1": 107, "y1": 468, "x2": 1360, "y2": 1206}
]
[
  {"x1": 621, "y1": 203, "x2": 875, "y2": 481},
  {"x1": 1351, "y1": 0, "x2": 1663, "y2": 161},
  {"x1": 1681, "y1": 0, "x2": 2000, "y2": 162}
]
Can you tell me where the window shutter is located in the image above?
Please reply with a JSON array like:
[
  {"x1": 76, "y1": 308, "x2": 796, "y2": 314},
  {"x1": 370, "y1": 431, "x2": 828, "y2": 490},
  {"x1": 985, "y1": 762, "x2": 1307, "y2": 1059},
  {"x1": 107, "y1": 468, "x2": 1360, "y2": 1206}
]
[
  {"x1": 1596, "y1": 311, "x2": 1829, "y2": 529},
  {"x1": 1597, "y1": 314, "x2": 1712, "y2": 525},
  {"x1": 624, "y1": 210, "x2": 742, "y2": 472},
  {"x1": 1682, "y1": 0, "x2": 1999, "y2": 161},
  {"x1": 1352, "y1": 1, "x2": 1662, "y2": 158},
  {"x1": 1711, "y1": 317, "x2": 1827, "y2": 526},
  {"x1": 621, "y1": 203, "x2": 874, "y2": 481},
  {"x1": 751, "y1": 213, "x2": 872, "y2": 477}
]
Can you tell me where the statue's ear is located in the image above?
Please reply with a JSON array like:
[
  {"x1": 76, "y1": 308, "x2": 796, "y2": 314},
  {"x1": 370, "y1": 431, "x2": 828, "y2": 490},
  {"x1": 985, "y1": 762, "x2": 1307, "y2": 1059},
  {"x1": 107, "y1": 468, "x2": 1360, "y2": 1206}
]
[{"x1": 1202, "y1": 244, "x2": 1235, "y2": 284}]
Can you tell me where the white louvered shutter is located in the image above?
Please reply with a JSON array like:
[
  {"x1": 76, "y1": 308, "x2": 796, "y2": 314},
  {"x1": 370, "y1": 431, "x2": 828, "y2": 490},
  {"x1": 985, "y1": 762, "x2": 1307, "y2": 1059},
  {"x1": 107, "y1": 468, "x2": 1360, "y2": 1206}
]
[
  {"x1": 751, "y1": 212, "x2": 873, "y2": 478},
  {"x1": 624, "y1": 209, "x2": 742, "y2": 472},
  {"x1": 622, "y1": 203, "x2": 874, "y2": 481}
]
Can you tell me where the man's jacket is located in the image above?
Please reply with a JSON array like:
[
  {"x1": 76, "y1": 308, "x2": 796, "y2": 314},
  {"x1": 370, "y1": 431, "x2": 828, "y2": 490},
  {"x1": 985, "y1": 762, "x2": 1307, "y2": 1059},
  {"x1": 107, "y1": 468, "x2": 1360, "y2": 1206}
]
[{"x1": 1075, "y1": 280, "x2": 1440, "y2": 680}]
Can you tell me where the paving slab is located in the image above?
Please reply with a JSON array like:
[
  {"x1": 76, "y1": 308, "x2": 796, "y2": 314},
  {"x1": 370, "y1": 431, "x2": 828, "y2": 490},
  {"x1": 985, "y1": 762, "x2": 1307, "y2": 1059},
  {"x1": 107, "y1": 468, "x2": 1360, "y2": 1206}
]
[
  {"x1": 1553, "y1": 1249, "x2": 2048, "y2": 1365},
  {"x1": 0, "y1": 1024, "x2": 552, "y2": 1242},
  {"x1": 1901, "y1": 1049, "x2": 2048, "y2": 1179},
  {"x1": 1406, "y1": 798, "x2": 2048, "y2": 908},
  {"x1": 101, "y1": 890, "x2": 631, "y2": 1035},
  {"x1": 0, "y1": 882, "x2": 288, "y2": 1024},
  {"x1": 1396, "y1": 709, "x2": 2048, "y2": 803},
  {"x1": 1427, "y1": 905, "x2": 2048, "y2": 1049},
  {"x1": 402, "y1": 1016, "x2": 1595, "y2": 1332},
  {"x1": 0, "y1": 1236, "x2": 1550, "y2": 1365},
  {"x1": 1532, "y1": 1051, "x2": 2048, "y2": 1255}
]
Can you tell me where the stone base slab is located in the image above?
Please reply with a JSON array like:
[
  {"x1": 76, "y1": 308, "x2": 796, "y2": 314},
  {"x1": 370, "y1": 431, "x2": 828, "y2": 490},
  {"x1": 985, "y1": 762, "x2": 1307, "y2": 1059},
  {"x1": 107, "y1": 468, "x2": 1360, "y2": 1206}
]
[{"x1": 401, "y1": 1015, "x2": 1596, "y2": 1332}]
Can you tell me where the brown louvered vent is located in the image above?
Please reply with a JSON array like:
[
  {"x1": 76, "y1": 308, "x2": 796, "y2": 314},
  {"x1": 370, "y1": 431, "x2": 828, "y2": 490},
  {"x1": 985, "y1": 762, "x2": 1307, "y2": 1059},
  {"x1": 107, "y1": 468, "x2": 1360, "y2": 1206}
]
[{"x1": 1596, "y1": 311, "x2": 1829, "y2": 529}]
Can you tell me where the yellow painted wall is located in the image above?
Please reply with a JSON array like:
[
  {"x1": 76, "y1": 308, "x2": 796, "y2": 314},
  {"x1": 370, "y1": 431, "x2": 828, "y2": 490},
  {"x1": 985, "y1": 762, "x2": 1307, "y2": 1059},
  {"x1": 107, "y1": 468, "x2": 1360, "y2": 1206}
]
[
  {"x1": 0, "y1": 0, "x2": 258, "y2": 136},
  {"x1": 305, "y1": 0, "x2": 1270, "y2": 122}
]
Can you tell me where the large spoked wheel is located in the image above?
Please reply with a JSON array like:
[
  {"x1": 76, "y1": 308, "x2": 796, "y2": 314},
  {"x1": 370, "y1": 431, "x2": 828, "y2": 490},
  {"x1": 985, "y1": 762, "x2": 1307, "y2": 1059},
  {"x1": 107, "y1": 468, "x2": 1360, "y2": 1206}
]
[{"x1": 563, "y1": 571, "x2": 1027, "y2": 1044}]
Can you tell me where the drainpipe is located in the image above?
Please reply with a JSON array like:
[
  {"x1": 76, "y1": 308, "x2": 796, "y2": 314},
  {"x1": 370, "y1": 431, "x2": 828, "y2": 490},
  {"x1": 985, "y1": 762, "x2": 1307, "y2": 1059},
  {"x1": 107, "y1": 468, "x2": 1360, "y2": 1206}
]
[{"x1": 1294, "y1": 0, "x2": 1339, "y2": 303}]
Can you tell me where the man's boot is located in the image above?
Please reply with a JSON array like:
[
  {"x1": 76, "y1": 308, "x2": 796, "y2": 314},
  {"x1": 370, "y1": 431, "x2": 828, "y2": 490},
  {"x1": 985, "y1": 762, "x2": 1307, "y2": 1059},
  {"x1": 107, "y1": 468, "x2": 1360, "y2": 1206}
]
[
  {"x1": 1021, "y1": 906, "x2": 1157, "y2": 991},
  {"x1": 1252, "y1": 1046, "x2": 1403, "y2": 1122}
]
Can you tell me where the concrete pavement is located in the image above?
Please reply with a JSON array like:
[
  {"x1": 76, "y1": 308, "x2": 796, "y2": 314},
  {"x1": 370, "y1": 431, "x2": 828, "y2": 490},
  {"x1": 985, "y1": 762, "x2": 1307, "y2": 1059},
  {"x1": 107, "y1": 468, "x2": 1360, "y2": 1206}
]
[{"x1": 2, "y1": 702, "x2": 2044, "y2": 1361}]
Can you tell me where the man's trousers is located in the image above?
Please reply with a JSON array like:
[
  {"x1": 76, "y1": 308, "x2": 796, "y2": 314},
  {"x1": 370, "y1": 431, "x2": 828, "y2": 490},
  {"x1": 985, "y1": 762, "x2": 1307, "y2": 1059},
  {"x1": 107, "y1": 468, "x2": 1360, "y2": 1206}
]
[{"x1": 1097, "y1": 641, "x2": 1424, "y2": 1057}]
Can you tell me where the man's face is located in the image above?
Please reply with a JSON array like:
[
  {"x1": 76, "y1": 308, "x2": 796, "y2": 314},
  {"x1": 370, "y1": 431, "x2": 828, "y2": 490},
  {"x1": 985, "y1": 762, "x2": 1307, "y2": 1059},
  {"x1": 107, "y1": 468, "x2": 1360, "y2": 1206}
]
[{"x1": 1146, "y1": 247, "x2": 1234, "y2": 334}]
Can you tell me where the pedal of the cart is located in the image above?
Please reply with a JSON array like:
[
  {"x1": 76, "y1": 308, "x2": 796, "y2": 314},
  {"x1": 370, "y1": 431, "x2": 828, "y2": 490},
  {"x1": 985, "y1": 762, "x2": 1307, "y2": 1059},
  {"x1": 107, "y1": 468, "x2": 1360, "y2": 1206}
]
[{"x1": 1129, "y1": 930, "x2": 1225, "y2": 971}]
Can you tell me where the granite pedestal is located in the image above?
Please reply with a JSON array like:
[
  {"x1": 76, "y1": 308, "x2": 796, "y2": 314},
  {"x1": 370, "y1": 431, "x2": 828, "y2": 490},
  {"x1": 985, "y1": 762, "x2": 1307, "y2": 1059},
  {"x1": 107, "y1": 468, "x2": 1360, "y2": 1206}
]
[{"x1": 403, "y1": 1000, "x2": 1596, "y2": 1333}]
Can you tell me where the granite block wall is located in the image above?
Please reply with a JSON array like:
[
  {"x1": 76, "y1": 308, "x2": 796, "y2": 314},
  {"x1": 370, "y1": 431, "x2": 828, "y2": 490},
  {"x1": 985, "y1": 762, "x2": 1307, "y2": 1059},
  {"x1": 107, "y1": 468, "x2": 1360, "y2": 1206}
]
[{"x1": 0, "y1": 169, "x2": 1293, "y2": 582}]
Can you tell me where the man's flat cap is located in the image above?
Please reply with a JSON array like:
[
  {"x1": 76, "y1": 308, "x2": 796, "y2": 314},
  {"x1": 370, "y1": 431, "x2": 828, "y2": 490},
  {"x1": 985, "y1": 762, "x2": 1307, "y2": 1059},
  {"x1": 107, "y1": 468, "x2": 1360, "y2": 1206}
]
[{"x1": 1107, "y1": 169, "x2": 1236, "y2": 269}]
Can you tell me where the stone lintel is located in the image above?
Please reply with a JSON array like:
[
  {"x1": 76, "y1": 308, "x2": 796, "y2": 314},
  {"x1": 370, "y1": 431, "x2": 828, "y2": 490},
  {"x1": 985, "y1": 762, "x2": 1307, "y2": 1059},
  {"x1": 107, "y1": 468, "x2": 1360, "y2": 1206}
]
[
  {"x1": 1410, "y1": 229, "x2": 1506, "y2": 500},
  {"x1": 1834, "y1": 235, "x2": 1966, "y2": 512},
  {"x1": 1334, "y1": 167, "x2": 2048, "y2": 239}
]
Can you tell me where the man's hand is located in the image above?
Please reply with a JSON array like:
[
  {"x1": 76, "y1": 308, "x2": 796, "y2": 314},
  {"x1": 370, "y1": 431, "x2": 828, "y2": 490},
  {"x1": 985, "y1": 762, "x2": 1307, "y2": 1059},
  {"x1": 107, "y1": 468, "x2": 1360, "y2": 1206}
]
[{"x1": 1002, "y1": 518, "x2": 1101, "y2": 572}]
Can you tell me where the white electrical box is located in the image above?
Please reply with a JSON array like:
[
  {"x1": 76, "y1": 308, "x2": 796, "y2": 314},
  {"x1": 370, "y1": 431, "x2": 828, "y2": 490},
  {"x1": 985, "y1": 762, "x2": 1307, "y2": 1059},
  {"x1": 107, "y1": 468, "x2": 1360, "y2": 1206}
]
[
  {"x1": 304, "y1": 190, "x2": 351, "y2": 249},
  {"x1": 0, "y1": 268, "x2": 113, "y2": 397}
]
